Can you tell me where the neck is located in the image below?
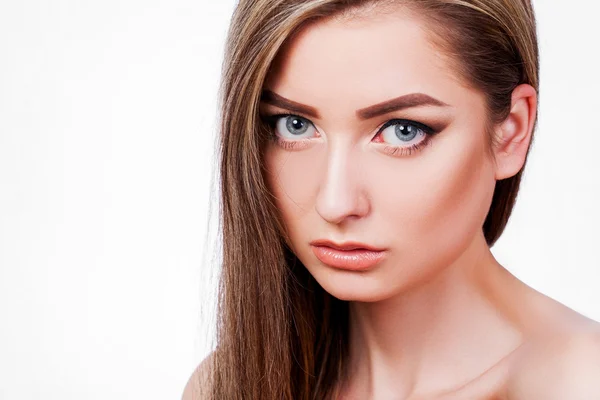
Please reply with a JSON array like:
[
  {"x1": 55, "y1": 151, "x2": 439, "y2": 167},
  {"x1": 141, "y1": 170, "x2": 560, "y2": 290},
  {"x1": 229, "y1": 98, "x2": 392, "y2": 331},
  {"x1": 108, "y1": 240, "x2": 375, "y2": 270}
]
[{"x1": 344, "y1": 231, "x2": 526, "y2": 398}]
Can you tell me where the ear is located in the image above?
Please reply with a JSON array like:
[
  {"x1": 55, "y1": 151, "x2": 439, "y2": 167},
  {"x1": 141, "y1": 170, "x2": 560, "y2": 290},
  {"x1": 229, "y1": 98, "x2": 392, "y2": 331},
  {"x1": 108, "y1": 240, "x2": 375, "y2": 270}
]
[{"x1": 493, "y1": 84, "x2": 537, "y2": 180}]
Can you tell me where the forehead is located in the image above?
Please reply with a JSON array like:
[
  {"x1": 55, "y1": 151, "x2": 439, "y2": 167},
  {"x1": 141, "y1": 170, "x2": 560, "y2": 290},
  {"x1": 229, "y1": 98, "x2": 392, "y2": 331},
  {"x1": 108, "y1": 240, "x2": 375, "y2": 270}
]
[{"x1": 265, "y1": 8, "x2": 466, "y2": 111}]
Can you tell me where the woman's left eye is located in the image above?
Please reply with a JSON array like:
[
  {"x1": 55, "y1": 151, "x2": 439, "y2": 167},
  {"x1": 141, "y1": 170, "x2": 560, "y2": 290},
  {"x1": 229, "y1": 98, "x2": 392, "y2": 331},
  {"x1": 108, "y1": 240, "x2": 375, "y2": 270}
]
[{"x1": 377, "y1": 120, "x2": 432, "y2": 147}]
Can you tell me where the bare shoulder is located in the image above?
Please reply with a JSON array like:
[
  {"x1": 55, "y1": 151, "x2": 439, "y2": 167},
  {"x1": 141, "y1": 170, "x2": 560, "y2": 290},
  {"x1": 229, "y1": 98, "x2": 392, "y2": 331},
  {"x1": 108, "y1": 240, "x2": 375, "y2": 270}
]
[
  {"x1": 506, "y1": 326, "x2": 600, "y2": 400},
  {"x1": 182, "y1": 353, "x2": 214, "y2": 400}
]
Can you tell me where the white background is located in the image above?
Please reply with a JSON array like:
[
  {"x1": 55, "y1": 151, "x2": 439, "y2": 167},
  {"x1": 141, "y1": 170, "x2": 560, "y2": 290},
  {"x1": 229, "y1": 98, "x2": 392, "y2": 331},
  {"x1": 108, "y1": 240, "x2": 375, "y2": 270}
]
[{"x1": 0, "y1": 1, "x2": 599, "y2": 399}]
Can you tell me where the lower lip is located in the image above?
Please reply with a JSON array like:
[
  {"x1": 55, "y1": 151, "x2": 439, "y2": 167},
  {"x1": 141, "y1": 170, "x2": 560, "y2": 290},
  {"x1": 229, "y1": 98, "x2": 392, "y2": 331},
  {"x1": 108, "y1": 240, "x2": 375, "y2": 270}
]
[{"x1": 311, "y1": 245, "x2": 386, "y2": 271}]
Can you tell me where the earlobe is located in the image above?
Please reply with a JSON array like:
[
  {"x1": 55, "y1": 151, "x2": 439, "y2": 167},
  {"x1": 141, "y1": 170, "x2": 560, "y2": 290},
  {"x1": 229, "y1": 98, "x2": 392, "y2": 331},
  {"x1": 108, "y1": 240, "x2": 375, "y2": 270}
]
[{"x1": 493, "y1": 84, "x2": 538, "y2": 181}]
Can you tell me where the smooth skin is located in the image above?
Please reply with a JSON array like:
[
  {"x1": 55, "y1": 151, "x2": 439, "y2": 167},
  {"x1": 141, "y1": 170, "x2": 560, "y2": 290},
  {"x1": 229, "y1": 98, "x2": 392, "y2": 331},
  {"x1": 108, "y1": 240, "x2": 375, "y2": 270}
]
[{"x1": 184, "y1": 5, "x2": 600, "y2": 400}]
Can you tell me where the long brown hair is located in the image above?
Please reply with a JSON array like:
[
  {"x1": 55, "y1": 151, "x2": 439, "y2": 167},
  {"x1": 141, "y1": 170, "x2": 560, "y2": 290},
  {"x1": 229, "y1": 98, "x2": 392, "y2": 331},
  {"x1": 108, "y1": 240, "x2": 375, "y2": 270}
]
[{"x1": 202, "y1": 0, "x2": 539, "y2": 398}]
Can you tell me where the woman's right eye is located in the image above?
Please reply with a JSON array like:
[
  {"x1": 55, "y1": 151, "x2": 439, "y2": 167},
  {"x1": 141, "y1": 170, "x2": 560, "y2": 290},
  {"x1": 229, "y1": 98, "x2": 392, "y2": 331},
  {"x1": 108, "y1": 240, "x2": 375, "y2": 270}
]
[{"x1": 269, "y1": 115, "x2": 318, "y2": 140}]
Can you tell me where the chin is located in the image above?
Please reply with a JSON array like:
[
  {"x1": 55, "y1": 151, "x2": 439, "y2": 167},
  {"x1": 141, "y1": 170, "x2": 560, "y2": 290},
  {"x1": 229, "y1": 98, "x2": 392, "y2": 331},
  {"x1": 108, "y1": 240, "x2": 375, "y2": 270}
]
[{"x1": 309, "y1": 266, "x2": 400, "y2": 303}]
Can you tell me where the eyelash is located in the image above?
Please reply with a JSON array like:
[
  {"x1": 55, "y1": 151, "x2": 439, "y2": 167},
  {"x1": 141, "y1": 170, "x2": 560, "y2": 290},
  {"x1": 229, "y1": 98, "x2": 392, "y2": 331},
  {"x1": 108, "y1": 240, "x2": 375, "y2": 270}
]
[{"x1": 261, "y1": 113, "x2": 438, "y2": 157}]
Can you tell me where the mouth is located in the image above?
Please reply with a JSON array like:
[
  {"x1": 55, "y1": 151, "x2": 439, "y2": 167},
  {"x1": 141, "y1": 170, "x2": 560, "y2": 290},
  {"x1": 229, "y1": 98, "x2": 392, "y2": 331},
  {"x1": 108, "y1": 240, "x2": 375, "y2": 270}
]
[
  {"x1": 310, "y1": 240, "x2": 386, "y2": 271},
  {"x1": 309, "y1": 239, "x2": 385, "y2": 252}
]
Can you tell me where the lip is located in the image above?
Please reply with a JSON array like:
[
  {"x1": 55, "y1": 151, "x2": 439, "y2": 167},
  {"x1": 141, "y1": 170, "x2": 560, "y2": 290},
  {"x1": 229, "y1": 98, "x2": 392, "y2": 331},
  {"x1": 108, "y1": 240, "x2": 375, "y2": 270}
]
[
  {"x1": 310, "y1": 239, "x2": 386, "y2": 271},
  {"x1": 309, "y1": 239, "x2": 385, "y2": 252}
]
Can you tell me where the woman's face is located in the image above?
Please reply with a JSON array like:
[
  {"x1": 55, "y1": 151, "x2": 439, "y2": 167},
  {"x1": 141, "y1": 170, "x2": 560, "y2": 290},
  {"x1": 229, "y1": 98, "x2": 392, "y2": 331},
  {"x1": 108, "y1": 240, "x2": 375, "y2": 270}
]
[{"x1": 261, "y1": 8, "x2": 498, "y2": 302}]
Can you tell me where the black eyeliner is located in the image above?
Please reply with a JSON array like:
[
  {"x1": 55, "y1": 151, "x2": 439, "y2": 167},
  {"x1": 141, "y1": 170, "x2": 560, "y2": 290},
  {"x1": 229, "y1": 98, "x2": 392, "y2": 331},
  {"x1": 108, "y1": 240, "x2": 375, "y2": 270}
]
[
  {"x1": 260, "y1": 113, "x2": 313, "y2": 128},
  {"x1": 378, "y1": 118, "x2": 437, "y2": 135}
]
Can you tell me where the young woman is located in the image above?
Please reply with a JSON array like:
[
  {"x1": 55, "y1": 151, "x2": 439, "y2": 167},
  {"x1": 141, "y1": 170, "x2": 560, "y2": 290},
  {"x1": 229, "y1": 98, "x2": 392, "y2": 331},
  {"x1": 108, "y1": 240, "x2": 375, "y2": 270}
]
[{"x1": 184, "y1": 0, "x2": 600, "y2": 398}]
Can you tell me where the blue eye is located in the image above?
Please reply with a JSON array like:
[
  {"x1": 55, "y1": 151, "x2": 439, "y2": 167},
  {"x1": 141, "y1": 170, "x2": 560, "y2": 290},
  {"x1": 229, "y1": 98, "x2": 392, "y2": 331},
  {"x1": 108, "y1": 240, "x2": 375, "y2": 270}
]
[
  {"x1": 274, "y1": 115, "x2": 317, "y2": 139},
  {"x1": 380, "y1": 120, "x2": 429, "y2": 146},
  {"x1": 260, "y1": 113, "x2": 437, "y2": 155}
]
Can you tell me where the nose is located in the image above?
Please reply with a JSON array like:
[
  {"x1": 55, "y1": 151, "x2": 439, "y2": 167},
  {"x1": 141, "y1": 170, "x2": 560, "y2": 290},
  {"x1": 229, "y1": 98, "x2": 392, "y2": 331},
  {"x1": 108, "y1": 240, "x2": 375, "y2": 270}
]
[{"x1": 315, "y1": 144, "x2": 370, "y2": 225}]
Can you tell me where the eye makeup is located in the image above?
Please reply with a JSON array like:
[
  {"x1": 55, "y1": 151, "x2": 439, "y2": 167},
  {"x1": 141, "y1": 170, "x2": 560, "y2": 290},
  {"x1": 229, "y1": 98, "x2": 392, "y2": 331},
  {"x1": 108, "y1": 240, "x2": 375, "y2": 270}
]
[
  {"x1": 260, "y1": 113, "x2": 318, "y2": 151},
  {"x1": 372, "y1": 118, "x2": 438, "y2": 157},
  {"x1": 259, "y1": 112, "x2": 446, "y2": 157}
]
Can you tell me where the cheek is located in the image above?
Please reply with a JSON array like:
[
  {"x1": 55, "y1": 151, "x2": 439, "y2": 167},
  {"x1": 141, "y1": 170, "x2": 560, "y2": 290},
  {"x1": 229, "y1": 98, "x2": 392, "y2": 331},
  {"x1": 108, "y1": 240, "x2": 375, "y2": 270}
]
[
  {"x1": 375, "y1": 129, "x2": 496, "y2": 269},
  {"x1": 263, "y1": 144, "x2": 322, "y2": 245}
]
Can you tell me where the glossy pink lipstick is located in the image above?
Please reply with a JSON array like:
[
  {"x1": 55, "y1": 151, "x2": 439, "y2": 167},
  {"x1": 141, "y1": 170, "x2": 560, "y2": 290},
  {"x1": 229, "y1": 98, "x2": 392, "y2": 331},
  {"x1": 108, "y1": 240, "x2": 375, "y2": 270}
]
[{"x1": 310, "y1": 239, "x2": 386, "y2": 271}]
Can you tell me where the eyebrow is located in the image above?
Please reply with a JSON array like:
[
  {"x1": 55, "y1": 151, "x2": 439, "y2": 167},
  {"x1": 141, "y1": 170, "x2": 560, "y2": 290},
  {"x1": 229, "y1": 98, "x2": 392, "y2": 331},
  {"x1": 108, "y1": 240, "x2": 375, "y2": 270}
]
[
  {"x1": 260, "y1": 90, "x2": 450, "y2": 120},
  {"x1": 261, "y1": 90, "x2": 321, "y2": 119},
  {"x1": 357, "y1": 92, "x2": 450, "y2": 119}
]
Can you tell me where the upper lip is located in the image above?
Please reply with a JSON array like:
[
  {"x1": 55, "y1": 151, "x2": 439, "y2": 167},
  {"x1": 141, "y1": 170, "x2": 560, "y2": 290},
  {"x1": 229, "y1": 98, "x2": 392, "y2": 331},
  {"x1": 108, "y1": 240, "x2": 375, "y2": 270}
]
[{"x1": 310, "y1": 239, "x2": 385, "y2": 251}]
